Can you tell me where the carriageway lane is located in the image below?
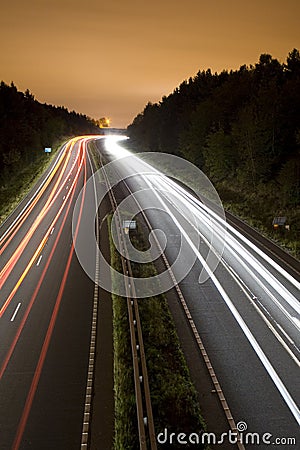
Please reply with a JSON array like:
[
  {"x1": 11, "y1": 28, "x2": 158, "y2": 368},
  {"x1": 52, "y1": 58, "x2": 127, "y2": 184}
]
[
  {"x1": 0, "y1": 137, "x2": 97, "y2": 449},
  {"x1": 95, "y1": 136, "x2": 299, "y2": 448}
]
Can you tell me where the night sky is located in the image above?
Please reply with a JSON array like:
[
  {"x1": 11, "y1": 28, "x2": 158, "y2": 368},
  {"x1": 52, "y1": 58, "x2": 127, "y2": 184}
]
[{"x1": 1, "y1": 0, "x2": 299, "y2": 128}]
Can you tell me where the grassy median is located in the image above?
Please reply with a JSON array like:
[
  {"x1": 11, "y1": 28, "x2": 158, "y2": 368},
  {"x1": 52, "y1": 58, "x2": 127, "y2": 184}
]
[{"x1": 108, "y1": 215, "x2": 207, "y2": 449}]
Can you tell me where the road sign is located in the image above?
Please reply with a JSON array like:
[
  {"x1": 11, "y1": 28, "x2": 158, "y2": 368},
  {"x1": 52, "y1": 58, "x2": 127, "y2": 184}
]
[
  {"x1": 44, "y1": 147, "x2": 52, "y2": 153},
  {"x1": 272, "y1": 217, "x2": 287, "y2": 229},
  {"x1": 123, "y1": 220, "x2": 136, "y2": 234},
  {"x1": 123, "y1": 220, "x2": 136, "y2": 230},
  {"x1": 272, "y1": 217, "x2": 286, "y2": 226}
]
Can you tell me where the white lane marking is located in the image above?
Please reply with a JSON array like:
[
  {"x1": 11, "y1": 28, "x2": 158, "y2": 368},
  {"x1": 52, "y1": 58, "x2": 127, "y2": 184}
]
[
  {"x1": 36, "y1": 255, "x2": 43, "y2": 266},
  {"x1": 50, "y1": 227, "x2": 55, "y2": 235},
  {"x1": 80, "y1": 143, "x2": 100, "y2": 448},
  {"x1": 63, "y1": 196, "x2": 66, "y2": 200},
  {"x1": 11, "y1": 303, "x2": 21, "y2": 322},
  {"x1": 277, "y1": 323, "x2": 295, "y2": 346}
]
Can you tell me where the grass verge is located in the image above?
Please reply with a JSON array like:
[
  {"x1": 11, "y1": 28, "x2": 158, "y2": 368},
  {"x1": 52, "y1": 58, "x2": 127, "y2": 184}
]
[{"x1": 217, "y1": 182, "x2": 300, "y2": 260}]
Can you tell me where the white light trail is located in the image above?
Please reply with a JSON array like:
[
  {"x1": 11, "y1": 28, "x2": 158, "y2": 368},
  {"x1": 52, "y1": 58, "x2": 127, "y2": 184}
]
[
  {"x1": 152, "y1": 174, "x2": 299, "y2": 319},
  {"x1": 141, "y1": 172, "x2": 300, "y2": 426}
]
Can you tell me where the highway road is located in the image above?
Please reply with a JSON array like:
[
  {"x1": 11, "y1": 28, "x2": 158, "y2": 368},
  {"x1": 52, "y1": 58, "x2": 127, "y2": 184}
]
[
  {"x1": 90, "y1": 135, "x2": 299, "y2": 449},
  {"x1": 1, "y1": 133, "x2": 299, "y2": 449},
  {"x1": 0, "y1": 137, "x2": 97, "y2": 449}
]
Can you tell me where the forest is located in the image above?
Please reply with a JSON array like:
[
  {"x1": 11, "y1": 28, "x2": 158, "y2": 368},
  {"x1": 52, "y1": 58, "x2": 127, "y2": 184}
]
[
  {"x1": 127, "y1": 49, "x2": 300, "y2": 256},
  {"x1": 0, "y1": 81, "x2": 99, "y2": 183},
  {"x1": 0, "y1": 81, "x2": 100, "y2": 222}
]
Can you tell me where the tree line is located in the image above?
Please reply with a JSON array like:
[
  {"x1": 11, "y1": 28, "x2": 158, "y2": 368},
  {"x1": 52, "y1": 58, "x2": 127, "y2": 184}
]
[
  {"x1": 0, "y1": 81, "x2": 99, "y2": 182},
  {"x1": 127, "y1": 49, "x2": 300, "y2": 253}
]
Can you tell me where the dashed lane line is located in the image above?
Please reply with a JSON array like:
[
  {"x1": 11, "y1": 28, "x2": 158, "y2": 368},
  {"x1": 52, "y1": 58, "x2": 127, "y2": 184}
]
[{"x1": 10, "y1": 303, "x2": 22, "y2": 322}]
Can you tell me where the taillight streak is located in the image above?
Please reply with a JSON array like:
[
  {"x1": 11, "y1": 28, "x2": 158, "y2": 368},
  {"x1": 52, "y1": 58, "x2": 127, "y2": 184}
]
[
  {"x1": 0, "y1": 141, "x2": 85, "y2": 317},
  {"x1": 0, "y1": 139, "x2": 74, "y2": 252},
  {"x1": 11, "y1": 144, "x2": 87, "y2": 450},
  {"x1": 0, "y1": 140, "x2": 83, "y2": 290}
]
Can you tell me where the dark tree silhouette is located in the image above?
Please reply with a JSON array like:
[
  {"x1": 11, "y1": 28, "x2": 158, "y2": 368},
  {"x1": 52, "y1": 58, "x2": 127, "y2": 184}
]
[
  {"x1": 0, "y1": 82, "x2": 99, "y2": 182},
  {"x1": 127, "y1": 50, "x2": 300, "y2": 255}
]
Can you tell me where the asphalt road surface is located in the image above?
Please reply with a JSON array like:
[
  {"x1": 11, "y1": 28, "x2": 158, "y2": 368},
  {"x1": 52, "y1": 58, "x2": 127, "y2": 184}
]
[
  {"x1": 1, "y1": 134, "x2": 299, "y2": 449},
  {"x1": 93, "y1": 135, "x2": 299, "y2": 450},
  {"x1": 0, "y1": 138, "x2": 96, "y2": 449}
]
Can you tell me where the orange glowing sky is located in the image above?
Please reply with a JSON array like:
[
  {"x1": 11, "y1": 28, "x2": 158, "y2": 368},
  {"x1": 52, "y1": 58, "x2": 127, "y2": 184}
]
[{"x1": 1, "y1": 0, "x2": 299, "y2": 128}]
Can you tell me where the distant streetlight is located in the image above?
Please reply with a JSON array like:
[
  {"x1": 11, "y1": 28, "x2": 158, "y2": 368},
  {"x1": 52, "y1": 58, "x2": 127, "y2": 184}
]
[{"x1": 99, "y1": 117, "x2": 111, "y2": 128}]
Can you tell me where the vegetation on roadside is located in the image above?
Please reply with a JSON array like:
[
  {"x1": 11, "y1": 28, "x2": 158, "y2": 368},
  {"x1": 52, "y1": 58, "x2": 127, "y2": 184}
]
[
  {"x1": 218, "y1": 183, "x2": 300, "y2": 257},
  {"x1": 0, "y1": 140, "x2": 63, "y2": 223},
  {"x1": 127, "y1": 49, "x2": 300, "y2": 258},
  {"x1": 109, "y1": 215, "x2": 207, "y2": 450}
]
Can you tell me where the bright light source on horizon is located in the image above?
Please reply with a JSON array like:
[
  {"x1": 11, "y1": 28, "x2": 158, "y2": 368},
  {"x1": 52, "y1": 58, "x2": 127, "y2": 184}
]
[{"x1": 104, "y1": 135, "x2": 131, "y2": 159}]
